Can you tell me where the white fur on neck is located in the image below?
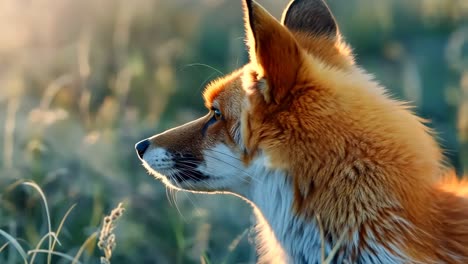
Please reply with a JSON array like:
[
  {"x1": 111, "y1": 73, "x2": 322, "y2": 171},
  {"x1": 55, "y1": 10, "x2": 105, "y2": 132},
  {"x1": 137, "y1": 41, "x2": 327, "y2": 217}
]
[
  {"x1": 245, "y1": 159, "x2": 324, "y2": 264},
  {"x1": 243, "y1": 156, "x2": 410, "y2": 264}
]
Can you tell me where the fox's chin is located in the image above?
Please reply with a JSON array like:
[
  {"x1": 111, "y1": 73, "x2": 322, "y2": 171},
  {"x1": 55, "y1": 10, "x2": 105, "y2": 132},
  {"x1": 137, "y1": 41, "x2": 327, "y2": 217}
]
[{"x1": 142, "y1": 162, "x2": 220, "y2": 192}]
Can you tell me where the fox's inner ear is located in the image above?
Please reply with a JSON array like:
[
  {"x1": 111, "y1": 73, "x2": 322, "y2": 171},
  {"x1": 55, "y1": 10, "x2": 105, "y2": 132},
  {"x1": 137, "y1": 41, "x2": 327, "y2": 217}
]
[
  {"x1": 281, "y1": 0, "x2": 338, "y2": 39},
  {"x1": 243, "y1": 0, "x2": 303, "y2": 104}
]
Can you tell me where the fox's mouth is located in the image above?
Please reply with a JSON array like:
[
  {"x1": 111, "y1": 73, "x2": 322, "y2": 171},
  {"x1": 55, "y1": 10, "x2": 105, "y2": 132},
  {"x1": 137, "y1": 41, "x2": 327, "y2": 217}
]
[
  {"x1": 139, "y1": 150, "x2": 210, "y2": 184},
  {"x1": 167, "y1": 153, "x2": 210, "y2": 183},
  {"x1": 150, "y1": 166, "x2": 209, "y2": 184}
]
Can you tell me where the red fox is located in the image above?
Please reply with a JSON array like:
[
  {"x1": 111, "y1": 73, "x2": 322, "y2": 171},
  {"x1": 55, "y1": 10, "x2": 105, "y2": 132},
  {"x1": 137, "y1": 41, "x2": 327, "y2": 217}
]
[{"x1": 135, "y1": 0, "x2": 468, "y2": 262}]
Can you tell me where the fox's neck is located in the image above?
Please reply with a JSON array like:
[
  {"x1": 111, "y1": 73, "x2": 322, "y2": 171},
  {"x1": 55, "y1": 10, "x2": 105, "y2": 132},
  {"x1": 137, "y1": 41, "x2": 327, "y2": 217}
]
[
  {"x1": 246, "y1": 167, "x2": 322, "y2": 263},
  {"x1": 243, "y1": 161, "x2": 408, "y2": 263}
]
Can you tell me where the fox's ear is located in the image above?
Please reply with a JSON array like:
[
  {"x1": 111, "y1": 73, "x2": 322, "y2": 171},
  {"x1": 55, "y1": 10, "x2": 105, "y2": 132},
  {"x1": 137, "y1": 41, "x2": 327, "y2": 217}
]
[
  {"x1": 281, "y1": 0, "x2": 338, "y2": 39},
  {"x1": 243, "y1": 0, "x2": 303, "y2": 104}
]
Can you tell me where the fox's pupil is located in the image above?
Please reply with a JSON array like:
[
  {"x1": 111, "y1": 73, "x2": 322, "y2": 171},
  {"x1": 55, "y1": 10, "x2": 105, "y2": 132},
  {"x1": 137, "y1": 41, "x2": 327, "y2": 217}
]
[{"x1": 213, "y1": 108, "x2": 222, "y2": 120}]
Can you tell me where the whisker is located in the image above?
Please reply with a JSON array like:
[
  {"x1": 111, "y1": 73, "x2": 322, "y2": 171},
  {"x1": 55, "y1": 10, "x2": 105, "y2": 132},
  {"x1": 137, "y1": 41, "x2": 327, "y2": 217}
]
[
  {"x1": 178, "y1": 188, "x2": 195, "y2": 206},
  {"x1": 175, "y1": 161, "x2": 256, "y2": 185},
  {"x1": 165, "y1": 186, "x2": 173, "y2": 206},
  {"x1": 197, "y1": 72, "x2": 219, "y2": 93},
  {"x1": 166, "y1": 168, "x2": 188, "y2": 222},
  {"x1": 181, "y1": 191, "x2": 203, "y2": 216},
  {"x1": 200, "y1": 154, "x2": 262, "y2": 184},
  {"x1": 179, "y1": 169, "x2": 218, "y2": 190},
  {"x1": 181, "y1": 63, "x2": 224, "y2": 76},
  {"x1": 205, "y1": 149, "x2": 244, "y2": 162}
]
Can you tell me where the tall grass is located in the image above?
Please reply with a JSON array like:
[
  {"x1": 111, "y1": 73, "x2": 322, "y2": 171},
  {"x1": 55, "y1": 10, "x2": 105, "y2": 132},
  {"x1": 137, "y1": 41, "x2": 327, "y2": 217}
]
[
  {"x1": 0, "y1": 181, "x2": 88, "y2": 264},
  {"x1": 0, "y1": 0, "x2": 466, "y2": 263}
]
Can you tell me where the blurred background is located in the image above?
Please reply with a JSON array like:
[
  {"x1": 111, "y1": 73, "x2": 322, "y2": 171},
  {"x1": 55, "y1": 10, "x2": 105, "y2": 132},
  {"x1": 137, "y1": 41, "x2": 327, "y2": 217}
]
[{"x1": 0, "y1": 0, "x2": 467, "y2": 263}]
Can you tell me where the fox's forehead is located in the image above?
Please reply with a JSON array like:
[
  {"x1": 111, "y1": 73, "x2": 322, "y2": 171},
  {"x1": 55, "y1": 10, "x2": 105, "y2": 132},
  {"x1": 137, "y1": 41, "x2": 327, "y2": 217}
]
[{"x1": 203, "y1": 68, "x2": 245, "y2": 118}]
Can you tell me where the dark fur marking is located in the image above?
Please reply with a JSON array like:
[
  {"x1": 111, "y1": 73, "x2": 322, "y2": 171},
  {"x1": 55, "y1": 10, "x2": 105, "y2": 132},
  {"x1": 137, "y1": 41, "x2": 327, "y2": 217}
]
[
  {"x1": 201, "y1": 115, "x2": 218, "y2": 136},
  {"x1": 282, "y1": 0, "x2": 337, "y2": 37},
  {"x1": 173, "y1": 153, "x2": 209, "y2": 182}
]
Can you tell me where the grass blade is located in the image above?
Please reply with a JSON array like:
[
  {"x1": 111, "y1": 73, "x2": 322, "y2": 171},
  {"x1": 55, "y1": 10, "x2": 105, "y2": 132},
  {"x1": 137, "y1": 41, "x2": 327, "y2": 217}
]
[
  {"x1": 28, "y1": 249, "x2": 81, "y2": 264},
  {"x1": 323, "y1": 229, "x2": 347, "y2": 264},
  {"x1": 0, "y1": 229, "x2": 28, "y2": 264},
  {"x1": 29, "y1": 232, "x2": 61, "y2": 264},
  {"x1": 51, "y1": 204, "x2": 77, "y2": 253},
  {"x1": 23, "y1": 181, "x2": 53, "y2": 264},
  {"x1": 0, "y1": 242, "x2": 10, "y2": 253},
  {"x1": 72, "y1": 231, "x2": 98, "y2": 264},
  {"x1": 220, "y1": 228, "x2": 248, "y2": 264}
]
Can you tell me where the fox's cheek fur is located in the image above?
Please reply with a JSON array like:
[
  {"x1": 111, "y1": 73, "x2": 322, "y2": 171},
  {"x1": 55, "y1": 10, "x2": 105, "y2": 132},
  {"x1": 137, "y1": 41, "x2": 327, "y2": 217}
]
[{"x1": 137, "y1": 96, "x2": 250, "y2": 192}]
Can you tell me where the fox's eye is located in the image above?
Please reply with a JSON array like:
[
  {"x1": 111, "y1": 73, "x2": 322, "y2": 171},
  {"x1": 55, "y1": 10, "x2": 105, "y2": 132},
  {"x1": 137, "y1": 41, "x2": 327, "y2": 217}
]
[{"x1": 213, "y1": 108, "x2": 222, "y2": 121}]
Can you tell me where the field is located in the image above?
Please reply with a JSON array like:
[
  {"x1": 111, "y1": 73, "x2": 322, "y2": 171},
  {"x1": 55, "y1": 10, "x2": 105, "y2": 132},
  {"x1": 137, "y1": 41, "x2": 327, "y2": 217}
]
[{"x1": 0, "y1": 0, "x2": 467, "y2": 263}]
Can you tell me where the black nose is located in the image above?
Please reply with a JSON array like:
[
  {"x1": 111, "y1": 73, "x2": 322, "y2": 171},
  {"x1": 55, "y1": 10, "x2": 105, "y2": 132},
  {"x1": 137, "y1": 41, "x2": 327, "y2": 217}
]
[{"x1": 135, "y1": 139, "x2": 150, "y2": 159}]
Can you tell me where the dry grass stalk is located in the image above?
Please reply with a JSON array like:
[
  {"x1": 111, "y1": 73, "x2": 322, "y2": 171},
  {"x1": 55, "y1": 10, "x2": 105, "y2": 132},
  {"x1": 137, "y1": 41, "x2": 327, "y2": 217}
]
[{"x1": 97, "y1": 203, "x2": 125, "y2": 264}]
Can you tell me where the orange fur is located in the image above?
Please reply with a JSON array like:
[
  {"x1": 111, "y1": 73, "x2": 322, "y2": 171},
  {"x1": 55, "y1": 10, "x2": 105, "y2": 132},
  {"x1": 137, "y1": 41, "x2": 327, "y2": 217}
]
[
  {"x1": 438, "y1": 170, "x2": 468, "y2": 196},
  {"x1": 203, "y1": 69, "x2": 244, "y2": 110},
  {"x1": 240, "y1": 0, "x2": 468, "y2": 262},
  {"x1": 137, "y1": 0, "x2": 468, "y2": 262},
  {"x1": 291, "y1": 32, "x2": 354, "y2": 68}
]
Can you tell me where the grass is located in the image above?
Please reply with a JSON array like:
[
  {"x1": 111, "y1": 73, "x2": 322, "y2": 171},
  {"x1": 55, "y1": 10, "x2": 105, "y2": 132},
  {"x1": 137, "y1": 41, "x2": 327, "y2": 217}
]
[
  {"x1": 98, "y1": 203, "x2": 125, "y2": 264},
  {"x1": 0, "y1": 181, "x2": 84, "y2": 264},
  {"x1": 0, "y1": 181, "x2": 128, "y2": 264},
  {"x1": 0, "y1": 180, "x2": 252, "y2": 263}
]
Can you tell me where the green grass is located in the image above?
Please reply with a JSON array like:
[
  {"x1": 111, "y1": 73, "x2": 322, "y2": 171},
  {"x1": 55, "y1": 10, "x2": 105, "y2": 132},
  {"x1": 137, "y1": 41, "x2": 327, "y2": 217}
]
[
  {"x1": 0, "y1": 181, "x2": 90, "y2": 264},
  {"x1": 0, "y1": 181, "x2": 251, "y2": 263}
]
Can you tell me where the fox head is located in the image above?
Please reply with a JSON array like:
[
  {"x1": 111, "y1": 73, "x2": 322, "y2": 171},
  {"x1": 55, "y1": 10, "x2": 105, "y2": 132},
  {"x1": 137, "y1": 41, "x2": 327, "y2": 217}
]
[{"x1": 136, "y1": 0, "x2": 442, "y2": 240}]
